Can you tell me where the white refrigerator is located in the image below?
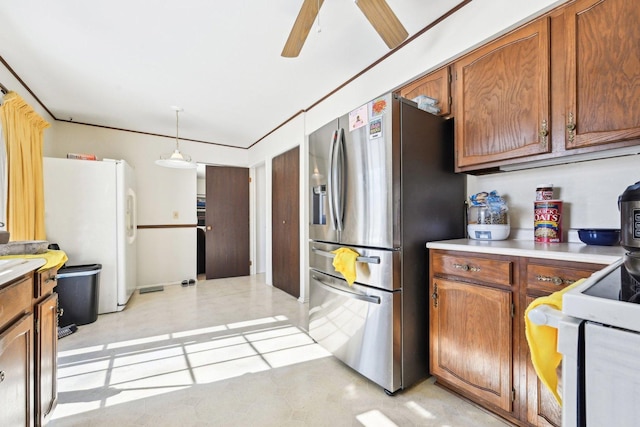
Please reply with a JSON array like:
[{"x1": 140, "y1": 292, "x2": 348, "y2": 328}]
[{"x1": 43, "y1": 158, "x2": 137, "y2": 314}]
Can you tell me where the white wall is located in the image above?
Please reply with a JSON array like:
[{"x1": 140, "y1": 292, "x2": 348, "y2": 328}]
[
  {"x1": 467, "y1": 155, "x2": 640, "y2": 240},
  {"x1": 47, "y1": 121, "x2": 248, "y2": 286},
  {"x1": 196, "y1": 177, "x2": 205, "y2": 195},
  {"x1": 248, "y1": 114, "x2": 307, "y2": 298},
  {"x1": 253, "y1": 163, "x2": 266, "y2": 274}
]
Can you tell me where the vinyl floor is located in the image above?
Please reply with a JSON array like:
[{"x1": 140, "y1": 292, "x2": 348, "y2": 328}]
[{"x1": 49, "y1": 274, "x2": 510, "y2": 427}]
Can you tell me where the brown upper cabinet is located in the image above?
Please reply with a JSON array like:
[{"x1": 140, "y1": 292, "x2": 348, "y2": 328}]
[
  {"x1": 563, "y1": 0, "x2": 640, "y2": 150},
  {"x1": 453, "y1": 18, "x2": 551, "y2": 171},
  {"x1": 398, "y1": 66, "x2": 451, "y2": 116},
  {"x1": 447, "y1": 0, "x2": 640, "y2": 173}
]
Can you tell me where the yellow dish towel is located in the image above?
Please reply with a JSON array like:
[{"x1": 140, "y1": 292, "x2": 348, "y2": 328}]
[
  {"x1": 524, "y1": 278, "x2": 585, "y2": 406},
  {"x1": 331, "y1": 247, "x2": 359, "y2": 285},
  {"x1": 0, "y1": 249, "x2": 68, "y2": 270}
]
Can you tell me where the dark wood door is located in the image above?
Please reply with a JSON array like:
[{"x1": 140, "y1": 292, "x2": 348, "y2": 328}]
[
  {"x1": 271, "y1": 146, "x2": 300, "y2": 298},
  {"x1": 205, "y1": 166, "x2": 250, "y2": 279}
]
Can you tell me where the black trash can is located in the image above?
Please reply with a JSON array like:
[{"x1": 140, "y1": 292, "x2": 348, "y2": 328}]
[{"x1": 56, "y1": 264, "x2": 102, "y2": 327}]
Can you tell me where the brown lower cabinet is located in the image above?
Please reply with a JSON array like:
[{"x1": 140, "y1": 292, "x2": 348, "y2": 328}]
[
  {"x1": 429, "y1": 249, "x2": 604, "y2": 426},
  {"x1": 0, "y1": 265, "x2": 59, "y2": 427}
]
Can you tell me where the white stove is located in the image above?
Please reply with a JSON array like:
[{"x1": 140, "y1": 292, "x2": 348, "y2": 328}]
[
  {"x1": 557, "y1": 259, "x2": 640, "y2": 427},
  {"x1": 563, "y1": 259, "x2": 640, "y2": 332}
]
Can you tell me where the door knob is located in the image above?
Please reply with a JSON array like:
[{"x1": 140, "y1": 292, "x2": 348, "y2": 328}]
[
  {"x1": 206, "y1": 226, "x2": 212, "y2": 231},
  {"x1": 282, "y1": 220, "x2": 286, "y2": 224}
]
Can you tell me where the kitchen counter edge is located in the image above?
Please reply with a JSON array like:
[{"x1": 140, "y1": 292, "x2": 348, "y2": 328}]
[
  {"x1": 426, "y1": 239, "x2": 625, "y2": 265},
  {"x1": 0, "y1": 258, "x2": 47, "y2": 288}
]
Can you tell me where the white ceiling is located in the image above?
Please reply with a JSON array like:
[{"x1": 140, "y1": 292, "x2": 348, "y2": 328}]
[{"x1": 0, "y1": 0, "x2": 464, "y2": 149}]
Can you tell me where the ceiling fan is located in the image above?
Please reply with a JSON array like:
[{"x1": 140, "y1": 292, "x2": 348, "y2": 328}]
[{"x1": 281, "y1": 0, "x2": 409, "y2": 58}]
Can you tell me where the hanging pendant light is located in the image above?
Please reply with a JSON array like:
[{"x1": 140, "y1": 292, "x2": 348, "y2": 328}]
[{"x1": 155, "y1": 106, "x2": 196, "y2": 169}]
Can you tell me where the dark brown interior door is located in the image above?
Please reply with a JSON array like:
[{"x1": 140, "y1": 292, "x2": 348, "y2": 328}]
[
  {"x1": 272, "y1": 146, "x2": 300, "y2": 298},
  {"x1": 205, "y1": 166, "x2": 250, "y2": 279}
]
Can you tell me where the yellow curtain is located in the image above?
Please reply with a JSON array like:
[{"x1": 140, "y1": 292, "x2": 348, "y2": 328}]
[{"x1": 0, "y1": 91, "x2": 50, "y2": 241}]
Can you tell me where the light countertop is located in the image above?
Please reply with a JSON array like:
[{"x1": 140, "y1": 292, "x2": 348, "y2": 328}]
[
  {"x1": 0, "y1": 258, "x2": 46, "y2": 288},
  {"x1": 426, "y1": 239, "x2": 626, "y2": 265}
]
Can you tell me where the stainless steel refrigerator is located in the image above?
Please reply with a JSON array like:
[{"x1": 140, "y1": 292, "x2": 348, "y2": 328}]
[{"x1": 308, "y1": 93, "x2": 464, "y2": 394}]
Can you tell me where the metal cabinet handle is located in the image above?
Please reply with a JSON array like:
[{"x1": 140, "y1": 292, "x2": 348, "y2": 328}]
[
  {"x1": 0, "y1": 371, "x2": 5, "y2": 383},
  {"x1": 567, "y1": 112, "x2": 576, "y2": 143},
  {"x1": 453, "y1": 263, "x2": 480, "y2": 272},
  {"x1": 432, "y1": 283, "x2": 438, "y2": 308},
  {"x1": 535, "y1": 275, "x2": 575, "y2": 286},
  {"x1": 539, "y1": 119, "x2": 549, "y2": 148}
]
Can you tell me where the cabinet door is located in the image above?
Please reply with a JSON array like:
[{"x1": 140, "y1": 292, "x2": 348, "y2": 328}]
[
  {"x1": 523, "y1": 261, "x2": 602, "y2": 427},
  {"x1": 398, "y1": 66, "x2": 451, "y2": 116},
  {"x1": 564, "y1": 0, "x2": 640, "y2": 149},
  {"x1": 35, "y1": 293, "x2": 58, "y2": 426},
  {"x1": 454, "y1": 18, "x2": 551, "y2": 170},
  {"x1": 0, "y1": 313, "x2": 34, "y2": 427},
  {"x1": 524, "y1": 295, "x2": 561, "y2": 427},
  {"x1": 430, "y1": 278, "x2": 513, "y2": 411}
]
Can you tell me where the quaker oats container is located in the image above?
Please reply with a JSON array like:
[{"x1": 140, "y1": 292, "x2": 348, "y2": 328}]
[{"x1": 534, "y1": 200, "x2": 563, "y2": 243}]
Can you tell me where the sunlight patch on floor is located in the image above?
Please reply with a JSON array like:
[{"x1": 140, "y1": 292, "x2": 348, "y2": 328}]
[
  {"x1": 54, "y1": 315, "x2": 330, "y2": 421},
  {"x1": 405, "y1": 400, "x2": 438, "y2": 420},
  {"x1": 356, "y1": 409, "x2": 399, "y2": 427}
]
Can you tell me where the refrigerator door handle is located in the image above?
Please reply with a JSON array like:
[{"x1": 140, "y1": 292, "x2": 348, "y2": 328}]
[
  {"x1": 311, "y1": 274, "x2": 381, "y2": 304},
  {"x1": 327, "y1": 129, "x2": 339, "y2": 231},
  {"x1": 334, "y1": 127, "x2": 346, "y2": 232},
  {"x1": 311, "y1": 247, "x2": 381, "y2": 264},
  {"x1": 126, "y1": 188, "x2": 137, "y2": 244}
]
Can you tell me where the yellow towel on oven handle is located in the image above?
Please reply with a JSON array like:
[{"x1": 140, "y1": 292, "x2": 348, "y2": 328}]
[
  {"x1": 331, "y1": 247, "x2": 359, "y2": 286},
  {"x1": 524, "y1": 278, "x2": 585, "y2": 406}
]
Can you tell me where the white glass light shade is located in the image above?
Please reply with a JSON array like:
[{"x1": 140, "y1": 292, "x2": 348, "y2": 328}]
[
  {"x1": 155, "y1": 107, "x2": 196, "y2": 169},
  {"x1": 155, "y1": 149, "x2": 196, "y2": 169}
]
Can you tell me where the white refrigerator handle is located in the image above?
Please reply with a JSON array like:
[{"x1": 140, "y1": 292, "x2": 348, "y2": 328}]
[{"x1": 127, "y1": 188, "x2": 137, "y2": 244}]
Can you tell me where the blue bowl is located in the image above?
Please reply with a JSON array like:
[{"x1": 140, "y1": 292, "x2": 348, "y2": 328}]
[{"x1": 577, "y1": 228, "x2": 620, "y2": 246}]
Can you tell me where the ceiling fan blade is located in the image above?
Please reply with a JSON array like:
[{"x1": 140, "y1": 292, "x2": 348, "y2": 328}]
[
  {"x1": 355, "y1": 0, "x2": 409, "y2": 50},
  {"x1": 281, "y1": 0, "x2": 325, "y2": 57}
]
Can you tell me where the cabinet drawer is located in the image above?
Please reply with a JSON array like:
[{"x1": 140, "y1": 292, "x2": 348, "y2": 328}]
[
  {"x1": 0, "y1": 275, "x2": 32, "y2": 328},
  {"x1": 35, "y1": 267, "x2": 58, "y2": 298},
  {"x1": 431, "y1": 252, "x2": 513, "y2": 286},
  {"x1": 526, "y1": 262, "x2": 602, "y2": 294}
]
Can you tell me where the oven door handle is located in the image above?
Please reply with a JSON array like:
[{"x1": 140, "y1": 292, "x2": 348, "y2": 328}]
[
  {"x1": 311, "y1": 275, "x2": 381, "y2": 305},
  {"x1": 528, "y1": 305, "x2": 563, "y2": 328}
]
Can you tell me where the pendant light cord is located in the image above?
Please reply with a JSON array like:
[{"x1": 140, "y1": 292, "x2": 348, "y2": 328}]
[{"x1": 175, "y1": 109, "x2": 180, "y2": 150}]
